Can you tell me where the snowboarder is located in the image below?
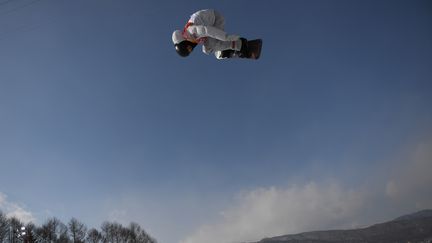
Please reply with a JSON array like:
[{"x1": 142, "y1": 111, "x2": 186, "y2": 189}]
[{"x1": 172, "y1": 9, "x2": 262, "y2": 60}]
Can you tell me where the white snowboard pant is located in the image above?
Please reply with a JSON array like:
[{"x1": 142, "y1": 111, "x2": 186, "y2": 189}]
[{"x1": 203, "y1": 11, "x2": 242, "y2": 59}]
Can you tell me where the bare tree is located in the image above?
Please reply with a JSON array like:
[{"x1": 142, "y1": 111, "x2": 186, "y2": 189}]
[
  {"x1": 0, "y1": 211, "x2": 8, "y2": 242},
  {"x1": 68, "y1": 218, "x2": 87, "y2": 243},
  {"x1": 0, "y1": 211, "x2": 157, "y2": 243},
  {"x1": 100, "y1": 222, "x2": 125, "y2": 243},
  {"x1": 7, "y1": 217, "x2": 24, "y2": 243},
  {"x1": 100, "y1": 222, "x2": 156, "y2": 243},
  {"x1": 23, "y1": 222, "x2": 37, "y2": 243},
  {"x1": 57, "y1": 223, "x2": 69, "y2": 243},
  {"x1": 86, "y1": 228, "x2": 102, "y2": 243},
  {"x1": 37, "y1": 218, "x2": 56, "y2": 242},
  {"x1": 36, "y1": 217, "x2": 69, "y2": 243},
  {"x1": 128, "y1": 222, "x2": 157, "y2": 243}
]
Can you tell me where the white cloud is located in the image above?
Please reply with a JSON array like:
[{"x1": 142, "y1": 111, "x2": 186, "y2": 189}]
[
  {"x1": 385, "y1": 142, "x2": 432, "y2": 209},
  {"x1": 385, "y1": 180, "x2": 398, "y2": 198},
  {"x1": 0, "y1": 192, "x2": 35, "y2": 223},
  {"x1": 181, "y1": 141, "x2": 432, "y2": 243},
  {"x1": 181, "y1": 182, "x2": 366, "y2": 243}
]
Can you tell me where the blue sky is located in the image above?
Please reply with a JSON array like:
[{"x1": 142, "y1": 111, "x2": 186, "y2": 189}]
[{"x1": 1, "y1": 0, "x2": 432, "y2": 242}]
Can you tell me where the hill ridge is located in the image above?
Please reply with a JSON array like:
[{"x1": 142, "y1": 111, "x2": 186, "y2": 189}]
[{"x1": 252, "y1": 209, "x2": 432, "y2": 243}]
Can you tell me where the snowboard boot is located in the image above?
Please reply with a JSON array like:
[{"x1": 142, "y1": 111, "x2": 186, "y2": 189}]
[
  {"x1": 238, "y1": 38, "x2": 250, "y2": 58},
  {"x1": 220, "y1": 50, "x2": 236, "y2": 58}
]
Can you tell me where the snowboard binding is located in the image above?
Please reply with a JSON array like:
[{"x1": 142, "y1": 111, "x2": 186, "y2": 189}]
[{"x1": 217, "y1": 38, "x2": 262, "y2": 60}]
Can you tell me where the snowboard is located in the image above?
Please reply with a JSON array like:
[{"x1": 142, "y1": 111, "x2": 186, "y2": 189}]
[
  {"x1": 216, "y1": 39, "x2": 263, "y2": 60},
  {"x1": 245, "y1": 39, "x2": 262, "y2": 59}
]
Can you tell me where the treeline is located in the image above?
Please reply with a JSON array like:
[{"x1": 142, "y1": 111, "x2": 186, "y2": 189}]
[{"x1": 0, "y1": 210, "x2": 157, "y2": 243}]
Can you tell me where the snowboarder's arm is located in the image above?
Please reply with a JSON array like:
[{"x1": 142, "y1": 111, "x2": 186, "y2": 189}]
[{"x1": 188, "y1": 25, "x2": 239, "y2": 41}]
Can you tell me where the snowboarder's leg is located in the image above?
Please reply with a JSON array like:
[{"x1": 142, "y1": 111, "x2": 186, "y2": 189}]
[
  {"x1": 213, "y1": 10, "x2": 225, "y2": 30},
  {"x1": 210, "y1": 39, "x2": 242, "y2": 52}
]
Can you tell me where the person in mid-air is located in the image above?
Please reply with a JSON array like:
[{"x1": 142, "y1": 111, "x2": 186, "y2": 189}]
[{"x1": 172, "y1": 9, "x2": 262, "y2": 59}]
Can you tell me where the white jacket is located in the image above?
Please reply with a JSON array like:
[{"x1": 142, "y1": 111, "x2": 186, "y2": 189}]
[{"x1": 172, "y1": 9, "x2": 241, "y2": 56}]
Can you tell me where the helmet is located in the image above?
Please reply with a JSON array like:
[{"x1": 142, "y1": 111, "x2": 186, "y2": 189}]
[
  {"x1": 172, "y1": 30, "x2": 185, "y2": 44},
  {"x1": 175, "y1": 41, "x2": 197, "y2": 57},
  {"x1": 172, "y1": 30, "x2": 197, "y2": 57}
]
